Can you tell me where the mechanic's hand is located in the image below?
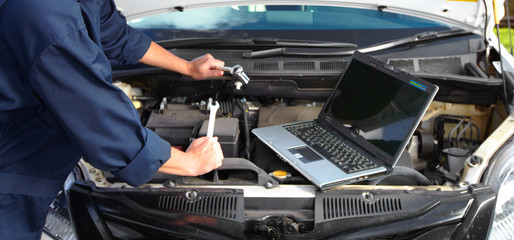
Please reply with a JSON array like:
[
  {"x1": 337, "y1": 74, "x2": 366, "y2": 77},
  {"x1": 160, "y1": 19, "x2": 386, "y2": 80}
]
[
  {"x1": 158, "y1": 137, "x2": 224, "y2": 176},
  {"x1": 187, "y1": 54, "x2": 225, "y2": 80}
]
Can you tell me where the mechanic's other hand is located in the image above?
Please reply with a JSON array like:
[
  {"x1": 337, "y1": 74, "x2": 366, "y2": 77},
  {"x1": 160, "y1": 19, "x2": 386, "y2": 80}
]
[
  {"x1": 188, "y1": 54, "x2": 225, "y2": 80},
  {"x1": 158, "y1": 137, "x2": 224, "y2": 176}
]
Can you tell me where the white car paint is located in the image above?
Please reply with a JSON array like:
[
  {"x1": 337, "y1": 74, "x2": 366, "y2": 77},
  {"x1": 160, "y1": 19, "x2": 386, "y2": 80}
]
[{"x1": 114, "y1": 0, "x2": 503, "y2": 35}]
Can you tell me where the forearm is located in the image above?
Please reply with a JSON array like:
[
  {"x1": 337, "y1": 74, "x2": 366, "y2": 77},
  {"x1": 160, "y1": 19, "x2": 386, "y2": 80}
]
[
  {"x1": 157, "y1": 147, "x2": 197, "y2": 176},
  {"x1": 138, "y1": 41, "x2": 225, "y2": 80},
  {"x1": 138, "y1": 41, "x2": 191, "y2": 75}
]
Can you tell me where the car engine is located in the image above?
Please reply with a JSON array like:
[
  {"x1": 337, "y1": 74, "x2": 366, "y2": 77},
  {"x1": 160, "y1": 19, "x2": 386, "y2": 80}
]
[{"x1": 106, "y1": 53, "x2": 504, "y2": 188}]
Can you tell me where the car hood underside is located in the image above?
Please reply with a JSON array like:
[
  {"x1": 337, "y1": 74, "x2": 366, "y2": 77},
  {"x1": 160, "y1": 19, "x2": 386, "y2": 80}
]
[{"x1": 114, "y1": 0, "x2": 502, "y2": 36}]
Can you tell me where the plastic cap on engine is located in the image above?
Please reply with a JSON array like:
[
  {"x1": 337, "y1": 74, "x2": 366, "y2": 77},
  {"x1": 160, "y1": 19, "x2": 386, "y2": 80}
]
[{"x1": 271, "y1": 170, "x2": 290, "y2": 181}]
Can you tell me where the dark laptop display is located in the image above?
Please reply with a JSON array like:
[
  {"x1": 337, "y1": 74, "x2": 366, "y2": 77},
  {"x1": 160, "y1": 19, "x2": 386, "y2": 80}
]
[
  {"x1": 252, "y1": 51, "x2": 438, "y2": 189},
  {"x1": 320, "y1": 56, "x2": 433, "y2": 167}
]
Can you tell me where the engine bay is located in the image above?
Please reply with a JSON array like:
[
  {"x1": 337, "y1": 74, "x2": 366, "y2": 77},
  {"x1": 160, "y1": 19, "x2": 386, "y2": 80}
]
[
  {"x1": 96, "y1": 52, "x2": 508, "y2": 189},
  {"x1": 67, "y1": 51, "x2": 512, "y2": 238}
]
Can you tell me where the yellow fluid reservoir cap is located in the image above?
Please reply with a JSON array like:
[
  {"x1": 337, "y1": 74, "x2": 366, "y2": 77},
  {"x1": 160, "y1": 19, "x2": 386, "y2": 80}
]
[
  {"x1": 132, "y1": 100, "x2": 142, "y2": 109},
  {"x1": 272, "y1": 170, "x2": 288, "y2": 179}
]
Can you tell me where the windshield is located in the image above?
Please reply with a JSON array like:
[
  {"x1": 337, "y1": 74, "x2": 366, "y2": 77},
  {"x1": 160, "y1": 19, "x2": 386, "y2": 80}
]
[{"x1": 128, "y1": 5, "x2": 453, "y2": 47}]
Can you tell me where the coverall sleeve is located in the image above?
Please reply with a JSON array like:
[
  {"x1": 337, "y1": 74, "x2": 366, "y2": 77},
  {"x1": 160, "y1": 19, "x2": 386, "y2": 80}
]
[
  {"x1": 99, "y1": 0, "x2": 151, "y2": 64},
  {"x1": 28, "y1": 28, "x2": 171, "y2": 186}
]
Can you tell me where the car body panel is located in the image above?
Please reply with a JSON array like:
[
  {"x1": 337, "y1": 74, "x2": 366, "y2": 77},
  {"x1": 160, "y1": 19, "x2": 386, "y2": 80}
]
[{"x1": 114, "y1": 0, "x2": 502, "y2": 36}]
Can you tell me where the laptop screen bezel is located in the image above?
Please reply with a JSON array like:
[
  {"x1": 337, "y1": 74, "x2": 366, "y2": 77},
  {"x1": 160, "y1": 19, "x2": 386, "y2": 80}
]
[{"x1": 317, "y1": 51, "x2": 439, "y2": 167}]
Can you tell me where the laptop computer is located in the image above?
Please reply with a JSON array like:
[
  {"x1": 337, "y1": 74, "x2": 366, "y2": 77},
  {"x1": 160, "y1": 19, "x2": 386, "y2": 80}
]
[{"x1": 252, "y1": 51, "x2": 438, "y2": 189}]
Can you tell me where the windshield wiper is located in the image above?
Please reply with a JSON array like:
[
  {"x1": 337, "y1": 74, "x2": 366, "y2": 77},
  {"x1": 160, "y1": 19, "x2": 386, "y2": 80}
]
[
  {"x1": 242, "y1": 29, "x2": 470, "y2": 59},
  {"x1": 358, "y1": 29, "x2": 471, "y2": 53},
  {"x1": 242, "y1": 47, "x2": 357, "y2": 58},
  {"x1": 157, "y1": 37, "x2": 357, "y2": 49}
]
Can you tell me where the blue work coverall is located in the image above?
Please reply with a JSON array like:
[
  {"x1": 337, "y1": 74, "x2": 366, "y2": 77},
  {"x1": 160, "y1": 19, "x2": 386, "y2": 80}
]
[{"x1": 0, "y1": 0, "x2": 171, "y2": 238}]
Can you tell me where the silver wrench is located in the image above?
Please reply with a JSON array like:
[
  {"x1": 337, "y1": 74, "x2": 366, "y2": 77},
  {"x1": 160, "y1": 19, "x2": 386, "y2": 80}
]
[
  {"x1": 206, "y1": 98, "x2": 220, "y2": 137},
  {"x1": 218, "y1": 65, "x2": 250, "y2": 85}
]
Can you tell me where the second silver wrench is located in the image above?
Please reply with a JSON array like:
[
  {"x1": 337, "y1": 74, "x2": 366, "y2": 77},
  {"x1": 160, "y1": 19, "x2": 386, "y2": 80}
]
[{"x1": 206, "y1": 98, "x2": 220, "y2": 137}]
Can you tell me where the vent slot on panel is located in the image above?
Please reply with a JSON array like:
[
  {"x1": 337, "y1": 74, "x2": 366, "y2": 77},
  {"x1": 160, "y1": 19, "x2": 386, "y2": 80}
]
[
  {"x1": 418, "y1": 56, "x2": 462, "y2": 74},
  {"x1": 322, "y1": 197, "x2": 402, "y2": 221},
  {"x1": 284, "y1": 61, "x2": 315, "y2": 71},
  {"x1": 320, "y1": 61, "x2": 348, "y2": 71},
  {"x1": 253, "y1": 61, "x2": 279, "y2": 71},
  {"x1": 158, "y1": 195, "x2": 240, "y2": 220},
  {"x1": 388, "y1": 56, "x2": 464, "y2": 75},
  {"x1": 388, "y1": 59, "x2": 415, "y2": 72}
]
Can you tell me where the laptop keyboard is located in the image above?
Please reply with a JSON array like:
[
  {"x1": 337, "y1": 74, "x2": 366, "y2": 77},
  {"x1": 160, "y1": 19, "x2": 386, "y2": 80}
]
[{"x1": 285, "y1": 121, "x2": 379, "y2": 173}]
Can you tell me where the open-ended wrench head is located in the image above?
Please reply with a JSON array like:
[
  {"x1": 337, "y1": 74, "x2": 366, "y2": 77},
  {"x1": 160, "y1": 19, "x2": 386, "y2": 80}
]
[{"x1": 207, "y1": 98, "x2": 220, "y2": 111}]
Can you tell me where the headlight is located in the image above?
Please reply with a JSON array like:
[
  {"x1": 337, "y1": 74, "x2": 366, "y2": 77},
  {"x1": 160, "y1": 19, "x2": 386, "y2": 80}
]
[
  {"x1": 488, "y1": 168, "x2": 514, "y2": 240},
  {"x1": 485, "y1": 139, "x2": 514, "y2": 240}
]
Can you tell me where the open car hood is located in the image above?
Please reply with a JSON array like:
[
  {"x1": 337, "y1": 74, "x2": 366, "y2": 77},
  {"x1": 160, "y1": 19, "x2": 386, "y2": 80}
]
[{"x1": 114, "y1": 0, "x2": 505, "y2": 36}]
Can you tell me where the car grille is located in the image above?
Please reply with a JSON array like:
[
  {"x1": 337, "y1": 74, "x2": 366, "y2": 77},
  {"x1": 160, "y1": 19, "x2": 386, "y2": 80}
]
[
  {"x1": 158, "y1": 195, "x2": 241, "y2": 221},
  {"x1": 253, "y1": 61, "x2": 279, "y2": 71},
  {"x1": 251, "y1": 60, "x2": 349, "y2": 72},
  {"x1": 320, "y1": 196, "x2": 402, "y2": 221},
  {"x1": 389, "y1": 56, "x2": 465, "y2": 74},
  {"x1": 241, "y1": 54, "x2": 473, "y2": 75},
  {"x1": 284, "y1": 61, "x2": 316, "y2": 71}
]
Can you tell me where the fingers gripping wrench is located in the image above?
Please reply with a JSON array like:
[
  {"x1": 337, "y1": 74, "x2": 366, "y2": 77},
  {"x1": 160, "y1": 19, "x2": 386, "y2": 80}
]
[
  {"x1": 218, "y1": 65, "x2": 250, "y2": 85},
  {"x1": 207, "y1": 98, "x2": 220, "y2": 137}
]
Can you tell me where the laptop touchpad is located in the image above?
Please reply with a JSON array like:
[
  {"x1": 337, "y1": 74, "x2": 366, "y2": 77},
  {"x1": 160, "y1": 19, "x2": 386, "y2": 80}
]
[{"x1": 288, "y1": 147, "x2": 323, "y2": 163}]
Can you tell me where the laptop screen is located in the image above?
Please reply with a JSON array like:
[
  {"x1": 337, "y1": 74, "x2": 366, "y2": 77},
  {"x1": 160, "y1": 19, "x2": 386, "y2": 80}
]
[{"x1": 323, "y1": 56, "x2": 431, "y2": 159}]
